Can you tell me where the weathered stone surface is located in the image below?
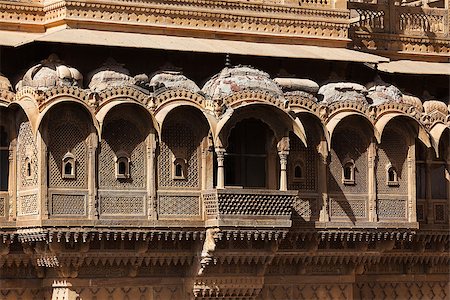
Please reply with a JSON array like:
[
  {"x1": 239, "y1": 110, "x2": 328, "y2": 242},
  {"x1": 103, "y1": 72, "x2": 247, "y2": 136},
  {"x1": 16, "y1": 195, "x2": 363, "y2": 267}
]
[
  {"x1": 202, "y1": 66, "x2": 283, "y2": 100},
  {"x1": 318, "y1": 82, "x2": 367, "y2": 103},
  {"x1": 274, "y1": 78, "x2": 319, "y2": 93},
  {"x1": 150, "y1": 71, "x2": 200, "y2": 92},
  {"x1": 88, "y1": 58, "x2": 137, "y2": 92},
  {"x1": 367, "y1": 84, "x2": 403, "y2": 105},
  {"x1": 0, "y1": 73, "x2": 12, "y2": 91},
  {"x1": 17, "y1": 54, "x2": 82, "y2": 91},
  {"x1": 402, "y1": 94, "x2": 424, "y2": 112}
]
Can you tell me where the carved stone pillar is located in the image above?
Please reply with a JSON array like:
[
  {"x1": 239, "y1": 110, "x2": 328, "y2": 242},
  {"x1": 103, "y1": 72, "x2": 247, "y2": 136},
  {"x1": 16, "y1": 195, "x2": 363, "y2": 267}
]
[
  {"x1": 368, "y1": 139, "x2": 377, "y2": 222},
  {"x1": 425, "y1": 148, "x2": 432, "y2": 223},
  {"x1": 8, "y1": 142, "x2": 16, "y2": 220},
  {"x1": 408, "y1": 143, "x2": 417, "y2": 223},
  {"x1": 87, "y1": 136, "x2": 98, "y2": 219},
  {"x1": 147, "y1": 134, "x2": 157, "y2": 219},
  {"x1": 38, "y1": 130, "x2": 49, "y2": 219},
  {"x1": 201, "y1": 148, "x2": 207, "y2": 190},
  {"x1": 318, "y1": 140, "x2": 329, "y2": 222},
  {"x1": 278, "y1": 151, "x2": 288, "y2": 191},
  {"x1": 277, "y1": 137, "x2": 290, "y2": 192},
  {"x1": 215, "y1": 147, "x2": 225, "y2": 189}
]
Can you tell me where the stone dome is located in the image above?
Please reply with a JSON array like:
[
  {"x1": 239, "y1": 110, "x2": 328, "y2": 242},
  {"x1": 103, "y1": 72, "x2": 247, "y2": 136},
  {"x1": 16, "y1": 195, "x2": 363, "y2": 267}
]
[
  {"x1": 0, "y1": 73, "x2": 12, "y2": 91},
  {"x1": 17, "y1": 54, "x2": 82, "y2": 90},
  {"x1": 318, "y1": 82, "x2": 367, "y2": 104},
  {"x1": 367, "y1": 84, "x2": 403, "y2": 105},
  {"x1": 88, "y1": 58, "x2": 138, "y2": 92},
  {"x1": 273, "y1": 78, "x2": 319, "y2": 94},
  {"x1": 150, "y1": 71, "x2": 200, "y2": 92},
  {"x1": 202, "y1": 66, "x2": 283, "y2": 100},
  {"x1": 402, "y1": 94, "x2": 423, "y2": 112}
]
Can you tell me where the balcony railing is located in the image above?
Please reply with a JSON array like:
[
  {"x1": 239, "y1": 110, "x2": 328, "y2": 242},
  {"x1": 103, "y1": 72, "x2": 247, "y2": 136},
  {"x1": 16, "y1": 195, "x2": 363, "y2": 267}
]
[
  {"x1": 202, "y1": 189, "x2": 297, "y2": 227},
  {"x1": 349, "y1": 1, "x2": 449, "y2": 38}
]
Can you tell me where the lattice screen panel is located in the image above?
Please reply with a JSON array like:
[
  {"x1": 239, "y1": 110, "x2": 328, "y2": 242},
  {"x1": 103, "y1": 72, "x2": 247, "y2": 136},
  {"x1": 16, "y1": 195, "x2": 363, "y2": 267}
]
[
  {"x1": 158, "y1": 195, "x2": 200, "y2": 216},
  {"x1": 158, "y1": 122, "x2": 200, "y2": 188},
  {"x1": 51, "y1": 194, "x2": 86, "y2": 215},
  {"x1": 328, "y1": 128, "x2": 368, "y2": 193},
  {"x1": 18, "y1": 121, "x2": 38, "y2": 188},
  {"x1": 99, "y1": 196, "x2": 145, "y2": 215},
  {"x1": 377, "y1": 128, "x2": 408, "y2": 195},
  {"x1": 49, "y1": 123, "x2": 88, "y2": 188},
  {"x1": 330, "y1": 198, "x2": 366, "y2": 218},
  {"x1": 99, "y1": 119, "x2": 146, "y2": 189},
  {"x1": 292, "y1": 197, "x2": 318, "y2": 220},
  {"x1": 378, "y1": 199, "x2": 406, "y2": 219},
  {"x1": 288, "y1": 132, "x2": 318, "y2": 192},
  {"x1": 0, "y1": 196, "x2": 4, "y2": 216}
]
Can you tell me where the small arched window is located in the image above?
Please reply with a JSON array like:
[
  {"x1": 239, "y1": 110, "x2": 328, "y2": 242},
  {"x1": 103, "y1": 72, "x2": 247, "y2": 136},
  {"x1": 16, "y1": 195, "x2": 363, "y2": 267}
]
[
  {"x1": 173, "y1": 157, "x2": 187, "y2": 180},
  {"x1": 342, "y1": 160, "x2": 355, "y2": 185},
  {"x1": 387, "y1": 164, "x2": 399, "y2": 186},
  {"x1": 115, "y1": 151, "x2": 130, "y2": 179},
  {"x1": 292, "y1": 160, "x2": 305, "y2": 183},
  {"x1": 25, "y1": 157, "x2": 32, "y2": 178},
  {"x1": 62, "y1": 152, "x2": 76, "y2": 179}
]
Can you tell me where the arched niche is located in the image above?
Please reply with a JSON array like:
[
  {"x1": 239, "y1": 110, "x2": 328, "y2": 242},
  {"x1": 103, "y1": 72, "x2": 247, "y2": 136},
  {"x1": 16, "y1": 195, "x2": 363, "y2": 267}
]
[{"x1": 158, "y1": 105, "x2": 210, "y2": 190}]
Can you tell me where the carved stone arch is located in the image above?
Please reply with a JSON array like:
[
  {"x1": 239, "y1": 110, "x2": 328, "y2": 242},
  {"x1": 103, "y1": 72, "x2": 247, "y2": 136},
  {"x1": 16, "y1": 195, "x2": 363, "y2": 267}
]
[
  {"x1": 36, "y1": 97, "x2": 100, "y2": 141},
  {"x1": 8, "y1": 98, "x2": 40, "y2": 138},
  {"x1": 375, "y1": 113, "x2": 431, "y2": 148},
  {"x1": 215, "y1": 102, "x2": 306, "y2": 149},
  {"x1": 296, "y1": 110, "x2": 329, "y2": 156},
  {"x1": 222, "y1": 90, "x2": 287, "y2": 111},
  {"x1": 430, "y1": 123, "x2": 450, "y2": 158},
  {"x1": 153, "y1": 89, "x2": 206, "y2": 114},
  {"x1": 96, "y1": 99, "x2": 160, "y2": 140},
  {"x1": 98, "y1": 86, "x2": 150, "y2": 107},
  {"x1": 326, "y1": 111, "x2": 376, "y2": 151},
  {"x1": 155, "y1": 100, "x2": 216, "y2": 140}
]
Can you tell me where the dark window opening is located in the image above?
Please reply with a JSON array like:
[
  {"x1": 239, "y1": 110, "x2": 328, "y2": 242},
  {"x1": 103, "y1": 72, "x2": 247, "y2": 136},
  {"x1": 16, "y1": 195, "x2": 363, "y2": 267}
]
[
  {"x1": 294, "y1": 165, "x2": 302, "y2": 178},
  {"x1": 343, "y1": 165, "x2": 352, "y2": 180},
  {"x1": 0, "y1": 126, "x2": 8, "y2": 190},
  {"x1": 225, "y1": 119, "x2": 272, "y2": 188},
  {"x1": 118, "y1": 161, "x2": 126, "y2": 175},
  {"x1": 175, "y1": 163, "x2": 183, "y2": 177},
  {"x1": 64, "y1": 162, "x2": 73, "y2": 175},
  {"x1": 26, "y1": 160, "x2": 32, "y2": 177}
]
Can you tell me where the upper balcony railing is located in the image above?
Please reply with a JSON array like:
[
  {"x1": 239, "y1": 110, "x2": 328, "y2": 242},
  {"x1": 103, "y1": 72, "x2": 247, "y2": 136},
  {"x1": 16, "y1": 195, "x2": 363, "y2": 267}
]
[{"x1": 348, "y1": 0, "x2": 449, "y2": 57}]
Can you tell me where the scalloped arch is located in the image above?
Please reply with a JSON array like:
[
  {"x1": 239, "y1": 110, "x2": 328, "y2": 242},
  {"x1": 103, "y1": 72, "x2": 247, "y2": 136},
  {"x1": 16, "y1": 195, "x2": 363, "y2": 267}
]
[
  {"x1": 374, "y1": 112, "x2": 431, "y2": 148},
  {"x1": 215, "y1": 102, "x2": 307, "y2": 148},
  {"x1": 327, "y1": 111, "x2": 376, "y2": 151},
  {"x1": 36, "y1": 97, "x2": 101, "y2": 139},
  {"x1": 96, "y1": 99, "x2": 160, "y2": 140},
  {"x1": 8, "y1": 98, "x2": 40, "y2": 137},
  {"x1": 430, "y1": 123, "x2": 449, "y2": 158}
]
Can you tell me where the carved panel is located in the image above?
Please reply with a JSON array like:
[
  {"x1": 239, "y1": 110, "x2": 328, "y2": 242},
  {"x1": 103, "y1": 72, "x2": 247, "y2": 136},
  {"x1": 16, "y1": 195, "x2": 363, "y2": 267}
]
[
  {"x1": 288, "y1": 132, "x2": 318, "y2": 192},
  {"x1": 293, "y1": 197, "x2": 318, "y2": 220},
  {"x1": 99, "y1": 119, "x2": 146, "y2": 189},
  {"x1": 51, "y1": 194, "x2": 86, "y2": 215},
  {"x1": 18, "y1": 121, "x2": 38, "y2": 188},
  {"x1": 356, "y1": 281, "x2": 448, "y2": 300},
  {"x1": 434, "y1": 203, "x2": 447, "y2": 223},
  {"x1": 18, "y1": 194, "x2": 38, "y2": 215},
  {"x1": 377, "y1": 128, "x2": 408, "y2": 195},
  {"x1": 49, "y1": 123, "x2": 87, "y2": 188},
  {"x1": 261, "y1": 283, "x2": 351, "y2": 300},
  {"x1": 378, "y1": 199, "x2": 406, "y2": 219},
  {"x1": 99, "y1": 196, "x2": 145, "y2": 215},
  {"x1": 0, "y1": 196, "x2": 4, "y2": 216},
  {"x1": 158, "y1": 195, "x2": 200, "y2": 216},
  {"x1": 158, "y1": 122, "x2": 200, "y2": 188},
  {"x1": 330, "y1": 198, "x2": 366, "y2": 218}
]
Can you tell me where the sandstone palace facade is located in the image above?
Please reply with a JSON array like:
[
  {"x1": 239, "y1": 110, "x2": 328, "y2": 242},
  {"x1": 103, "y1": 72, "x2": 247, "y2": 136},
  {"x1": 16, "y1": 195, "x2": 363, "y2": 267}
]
[{"x1": 0, "y1": 0, "x2": 448, "y2": 299}]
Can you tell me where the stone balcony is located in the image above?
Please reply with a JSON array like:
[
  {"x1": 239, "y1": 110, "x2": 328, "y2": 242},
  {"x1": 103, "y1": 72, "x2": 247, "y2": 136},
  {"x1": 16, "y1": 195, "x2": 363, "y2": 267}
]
[
  {"x1": 202, "y1": 189, "x2": 297, "y2": 228},
  {"x1": 349, "y1": 0, "x2": 449, "y2": 59}
]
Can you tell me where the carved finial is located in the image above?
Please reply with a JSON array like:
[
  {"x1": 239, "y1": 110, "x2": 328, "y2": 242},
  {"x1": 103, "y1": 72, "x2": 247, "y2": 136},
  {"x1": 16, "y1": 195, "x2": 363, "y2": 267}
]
[{"x1": 225, "y1": 53, "x2": 231, "y2": 68}]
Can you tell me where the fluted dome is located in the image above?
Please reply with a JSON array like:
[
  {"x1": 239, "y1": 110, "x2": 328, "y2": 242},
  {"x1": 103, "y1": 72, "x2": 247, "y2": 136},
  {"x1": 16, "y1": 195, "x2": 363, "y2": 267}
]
[
  {"x1": 150, "y1": 71, "x2": 200, "y2": 92},
  {"x1": 318, "y1": 82, "x2": 367, "y2": 104},
  {"x1": 423, "y1": 100, "x2": 448, "y2": 115},
  {"x1": 0, "y1": 73, "x2": 12, "y2": 91},
  {"x1": 202, "y1": 66, "x2": 283, "y2": 100},
  {"x1": 17, "y1": 54, "x2": 82, "y2": 90},
  {"x1": 402, "y1": 94, "x2": 423, "y2": 112},
  {"x1": 88, "y1": 58, "x2": 138, "y2": 92}
]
